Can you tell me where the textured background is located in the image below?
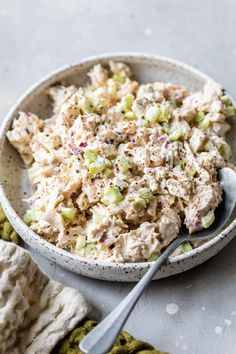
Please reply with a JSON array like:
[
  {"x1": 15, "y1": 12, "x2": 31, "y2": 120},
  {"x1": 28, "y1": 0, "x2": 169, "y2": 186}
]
[{"x1": 1, "y1": 1, "x2": 236, "y2": 353}]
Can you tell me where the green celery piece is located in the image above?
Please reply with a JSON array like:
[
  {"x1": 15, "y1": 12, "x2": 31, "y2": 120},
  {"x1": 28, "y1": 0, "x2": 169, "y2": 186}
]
[
  {"x1": 169, "y1": 130, "x2": 182, "y2": 142},
  {"x1": 78, "y1": 97, "x2": 93, "y2": 114},
  {"x1": 139, "y1": 188, "x2": 154, "y2": 201},
  {"x1": 75, "y1": 235, "x2": 86, "y2": 251},
  {"x1": 122, "y1": 94, "x2": 134, "y2": 111},
  {"x1": 195, "y1": 111, "x2": 205, "y2": 124},
  {"x1": 134, "y1": 197, "x2": 147, "y2": 208},
  {"x1": 84, "y1": 150, "x2": 97, "y2": 164},
  {"x1": 61, "y1": 207, "x2": 77, "y2": 221},
  {"x1": 124, "y1": 111, "x2": 136, "y2": 120},
  {"x1": 113, "y1": 74, "x2": 126, "y2": 84},
  {"x1": 23, "y1": 209, "x2": 38, "y2": 225},
  {"x1": 179, "y1": 242, "x2": 193, "y2": 253},
  {"x1": 201, "y1": 210, "x2": 215, "y2": 228},
  {"x1": 115, "y1": 156, "x2": 131, "y2": 173},
  {"x1": 199, "y1": 117, "x2": 210, "y2": 129},
  {"x1": 221, "y1": 95, "x2": 232, "y2": 106},
  {"x1": 223, "y1": 106, "x2": 235, "y2": 117},
  {"x1": 162, "y1": 121, "x2": 171, "y2": 133},
  {"x1": 101, "y1": 186, "x2": 123, "y2": 205},
  {"x1": 159, "y1": 106, "x2": 170, "y2": 122},
  {"x1": 219, "y1": 144, "x2": 232, "y2": 161},
  {"x1": 89, "y1": 157, "x2": 110, "y2": 176}
]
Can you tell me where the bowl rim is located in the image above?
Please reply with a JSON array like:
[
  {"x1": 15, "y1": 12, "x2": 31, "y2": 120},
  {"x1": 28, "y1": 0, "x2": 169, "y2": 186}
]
[{"x1": 1, "y1": 52, "x2": 236, "y2": 271}]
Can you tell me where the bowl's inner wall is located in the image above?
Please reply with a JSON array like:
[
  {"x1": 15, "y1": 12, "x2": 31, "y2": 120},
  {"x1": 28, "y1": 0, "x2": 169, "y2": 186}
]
[{"x1": 1, "y1": 56, "x2": 235, "y2": 218}]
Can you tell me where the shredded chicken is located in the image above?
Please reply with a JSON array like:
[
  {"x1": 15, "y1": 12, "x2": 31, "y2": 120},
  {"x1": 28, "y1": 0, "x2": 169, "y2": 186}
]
[{"x1": 7, "y1": 61, "x2": 236, "y2": 263}]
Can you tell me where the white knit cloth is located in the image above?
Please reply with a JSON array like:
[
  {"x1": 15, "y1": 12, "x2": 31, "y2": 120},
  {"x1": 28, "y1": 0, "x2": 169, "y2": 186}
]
[{"x1": 0, "y1": 240, "x2": 89, "y2": 354}]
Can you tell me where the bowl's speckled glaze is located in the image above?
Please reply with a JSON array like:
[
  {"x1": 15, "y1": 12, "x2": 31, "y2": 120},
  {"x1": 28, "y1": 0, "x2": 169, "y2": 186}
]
[{"x1": 0, "y1": 53, "x2": 236, "y2": 282}]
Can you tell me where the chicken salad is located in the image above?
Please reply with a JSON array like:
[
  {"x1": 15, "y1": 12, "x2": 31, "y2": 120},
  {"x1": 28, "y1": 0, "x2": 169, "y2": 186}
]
[{"x1": 7, "y1": 62, "x2": 236, "y2": 263}]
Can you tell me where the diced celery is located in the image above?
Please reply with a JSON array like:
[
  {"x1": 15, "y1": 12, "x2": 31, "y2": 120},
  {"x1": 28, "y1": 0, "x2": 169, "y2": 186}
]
[
  {"x1": 134, "y1": 197, "x2": 147, "y2": 208},
  {"x1": 195, "y1": 111, "x2": 205, "y2": 124},
  {"x1": 75, "y1": 235, "x2": 86, "y2": 251},
  {"x1": 78, "y1": 97, "x2": 93, "y2": 114},
  {"x1": 84, "y1": 150, "x2": 97, "y2": 164},
  {"x1": 221, "y1": 95, "x2": 231, "y2": 106},
  {"x1": 89, "y1": 157, "x2": 110, "y2": 176},
  {"x1": 199, "y1": 117, "x2": 210, "y2": 129},
  {"x1": 112, "y1": 74, "x2": 126, "y2": 84},
  {"x1": 23, "y1": 209, "x2": 38, "y2": 225},
  {"x1": 122, "y1": 94, "x2": 134, "y2": 111},
  {"x1": 115, "y1": 156, "x2": 131, "y2": 173},
  {"x1": 201, "y1": 210, "x2": 215, "y2": 228},
  {"x1": 139, "y1": 188, "x2": 154, "y2": 201},
  {"x1": 169, "y1": 131, "x2": 182, "y2": 142},
  {"x1": 61, "y1": 207, "x2": 77, "y2": 221},
  {"x1": 148, "y1": 253, "x2": 160, "y2": 261},
  {"x1": 101, "y1": 186, "x2": 123, "y2": 205},
  {"x1": 179, "y1": 241, "x2": 193, "y2": 253},
  {"x1": 145, "y1": 105, "x2": 161, "y2": 124},
  {"x1": 223, "y1": 106, "x2": 235, "y2": 117},
  {"x1": 196, "y1": 114, "x2": 211, "y2": 131},
  {"x1": 124, "y1": 111, "x2": 137, "y2": 120}
]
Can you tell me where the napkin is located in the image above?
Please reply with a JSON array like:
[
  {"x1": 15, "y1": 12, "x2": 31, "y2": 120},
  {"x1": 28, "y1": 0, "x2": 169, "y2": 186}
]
[{"x1": 0, "y1": 240, "x2": 89, "y2": 354}]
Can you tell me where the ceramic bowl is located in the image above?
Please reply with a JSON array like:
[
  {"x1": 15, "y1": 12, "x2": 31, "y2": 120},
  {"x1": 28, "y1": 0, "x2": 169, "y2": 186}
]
[{"x1": 1, "y1": 53, "x2": 236, "y2": 282}]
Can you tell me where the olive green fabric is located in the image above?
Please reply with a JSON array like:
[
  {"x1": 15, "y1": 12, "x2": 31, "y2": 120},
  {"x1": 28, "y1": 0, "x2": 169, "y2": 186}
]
[
  {"x1": 0, "y1": 206, "x2": 20, "y2": 244},
  {"x1": 52, "y1": 318, "x2": 168, "y2": 354}
]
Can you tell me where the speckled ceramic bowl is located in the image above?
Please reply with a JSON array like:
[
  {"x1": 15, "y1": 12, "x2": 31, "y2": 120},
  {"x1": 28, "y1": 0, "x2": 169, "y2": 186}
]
[{"x1": 1, "y1": 53, "x2": 236, "y2": 282}]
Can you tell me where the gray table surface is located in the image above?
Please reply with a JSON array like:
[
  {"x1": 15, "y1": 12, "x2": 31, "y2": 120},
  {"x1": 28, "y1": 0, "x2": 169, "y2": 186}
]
[{"x1": 1, "y1": 1, "x2": 236, "y2": 353}]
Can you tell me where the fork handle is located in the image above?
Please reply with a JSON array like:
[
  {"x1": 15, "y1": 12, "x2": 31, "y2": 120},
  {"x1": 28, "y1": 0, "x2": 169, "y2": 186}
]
[{"x1": 79, "y1": 237, "x2": 184, "y2": 354}]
